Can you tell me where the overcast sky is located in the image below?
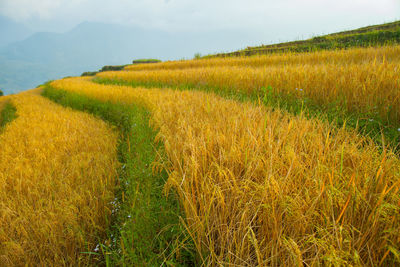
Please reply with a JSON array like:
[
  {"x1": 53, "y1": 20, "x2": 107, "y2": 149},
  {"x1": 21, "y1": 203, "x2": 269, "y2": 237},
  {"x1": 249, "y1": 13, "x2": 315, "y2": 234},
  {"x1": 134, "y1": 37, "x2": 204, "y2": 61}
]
[{"x1": 1, "y1": 0, "x2": 400, "y2": 44}]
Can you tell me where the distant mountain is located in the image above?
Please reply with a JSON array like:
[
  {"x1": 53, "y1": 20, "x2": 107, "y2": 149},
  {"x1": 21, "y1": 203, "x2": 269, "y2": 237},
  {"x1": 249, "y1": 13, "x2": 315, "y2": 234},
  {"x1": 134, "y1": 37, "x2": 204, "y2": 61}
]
[
  {"x1": 0, "y1": 16, "x2": 32, "y2": 48},
  {"x1": 0, "y1": 21, "x2": 251, "y2": 94}
]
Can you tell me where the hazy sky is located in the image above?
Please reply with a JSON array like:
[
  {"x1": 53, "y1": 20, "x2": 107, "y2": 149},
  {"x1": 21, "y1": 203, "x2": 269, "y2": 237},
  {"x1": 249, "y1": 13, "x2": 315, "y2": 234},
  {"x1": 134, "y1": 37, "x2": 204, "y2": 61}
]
[{"x1": 1, "y1": 0, "x2": 400, "y2": 44}]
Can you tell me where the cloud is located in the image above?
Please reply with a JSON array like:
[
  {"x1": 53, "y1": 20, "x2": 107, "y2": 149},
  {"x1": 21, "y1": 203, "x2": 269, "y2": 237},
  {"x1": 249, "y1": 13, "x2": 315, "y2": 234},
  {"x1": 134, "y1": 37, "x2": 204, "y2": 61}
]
[
  {"x1": 0, "y1": 0, "x2": 64, "y2": 20},
  {"x1": 1, "y1": 0, "x2": 399, "y2": 35}
]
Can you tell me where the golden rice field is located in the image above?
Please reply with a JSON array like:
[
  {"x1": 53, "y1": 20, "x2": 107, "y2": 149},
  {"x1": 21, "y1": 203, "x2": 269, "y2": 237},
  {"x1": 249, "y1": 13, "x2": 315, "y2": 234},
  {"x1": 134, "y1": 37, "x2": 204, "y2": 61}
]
[
  {"x1": 125, "y1": 45, "x2": 400, "y2": 70},
  {"x1": 100, "y1": 45, "x2": 400, "y2": 123},
  {"x1": 50, "y1": 77, "x2": 400, "y2": 265},
  {"x1": 0, "y1": 90, "x2": 118, "y2": 266}
]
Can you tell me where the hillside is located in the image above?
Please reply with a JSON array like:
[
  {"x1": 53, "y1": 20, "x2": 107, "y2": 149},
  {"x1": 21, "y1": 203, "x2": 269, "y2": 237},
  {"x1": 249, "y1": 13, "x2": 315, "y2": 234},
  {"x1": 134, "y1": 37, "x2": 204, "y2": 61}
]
[
  {"x1": 1, "y1": 21, "x2": 400, "y2": 266},
  {"x1": 209, "y1": 20, "x2": 400, "y2": 57},
  {"x1": 3, "y1": 20, "x2": 399, "y2": 94},
  {"x1": 0, "y1": 22, "x2": 251, "y2": 94},
  {"x1": 0, "y1": 16, "x2": 32, "y2": 48},
  {"x1": 42, "y1": 45, "x2": 400, "y2": 265}
]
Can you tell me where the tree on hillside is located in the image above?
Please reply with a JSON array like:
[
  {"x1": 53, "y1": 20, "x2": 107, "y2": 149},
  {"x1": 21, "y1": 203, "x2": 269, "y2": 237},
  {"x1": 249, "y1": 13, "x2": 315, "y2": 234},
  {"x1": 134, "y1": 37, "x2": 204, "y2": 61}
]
[{"x1": 0, "y1": 89, "x2": 3, "y2": 96}]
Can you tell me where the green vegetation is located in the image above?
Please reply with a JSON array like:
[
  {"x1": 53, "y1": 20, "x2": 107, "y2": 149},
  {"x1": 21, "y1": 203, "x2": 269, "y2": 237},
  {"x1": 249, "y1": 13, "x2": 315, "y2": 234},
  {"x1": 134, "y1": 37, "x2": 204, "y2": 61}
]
[
  {"x1": 81, "y1": 60, "x2": 162, "y2": 76},
  {"x1": 0, "y1": 89, "x2": 3, "y2": 96},
  {"x1": 81, "y1": 71, "x2": 98, "y2": 77},
  {"x1": 94, "y1": 77, "x2": 400, "y2": 153},
  {"x1": 41, "y1": 85, "x2": 195, "y2": 266},
  {"x1": 100, "y1": 65, "x2": 128, "y2": 72},
  {"x1": 132, "y1": 59, "x2": 162, "y2": 64},
  {"x1": 193, "y1": 53, "x2": 202, "y2": 59},
  {"x1": 0, "y1": 102, "x2": 17, "y2": 131},
  {"x1": 209, "y1": 20, "x2": 400, "y2": 57},
  {"x1": 81, "y1": 65, "x2": 129, "y2": 77}
]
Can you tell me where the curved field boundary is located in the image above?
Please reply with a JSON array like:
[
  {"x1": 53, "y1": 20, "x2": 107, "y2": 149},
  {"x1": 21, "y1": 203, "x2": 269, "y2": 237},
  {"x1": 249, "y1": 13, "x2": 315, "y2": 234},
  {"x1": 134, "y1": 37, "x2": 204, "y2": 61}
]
[
  {"x1": 50, "y1": 77, "x2": 400, "y2": 266},
  {"x1": 0, "y1": 91, "x2": 118, "y2": 266},
  {"x1": 94, "y1": 72, "x2": 400, "y2": 153},
  {"x1": 41, "y1": 86, "x2": 195, "y2": 266}
]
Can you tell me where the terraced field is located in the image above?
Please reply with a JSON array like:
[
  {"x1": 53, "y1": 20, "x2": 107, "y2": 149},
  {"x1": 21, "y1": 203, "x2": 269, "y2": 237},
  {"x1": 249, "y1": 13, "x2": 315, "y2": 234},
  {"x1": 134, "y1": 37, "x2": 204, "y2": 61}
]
[
  {"x1": 1, "y1": 44, "x2": 400, "y2": 266},
  {"x1": 0, "y1": 90, "x2": 118, "y2": 265},
  {"x1": 46, "y1": 68, "x2": 400, "y2": 265},
  {"x1": 99, "y1": 46, "x2": 400, "y2": 127}
]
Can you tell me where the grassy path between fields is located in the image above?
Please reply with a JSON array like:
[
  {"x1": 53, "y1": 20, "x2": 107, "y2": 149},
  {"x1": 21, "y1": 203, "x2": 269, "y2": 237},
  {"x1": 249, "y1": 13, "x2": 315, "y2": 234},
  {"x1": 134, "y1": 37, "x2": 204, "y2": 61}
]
[{"x1": 42, "y1": 85, "x2": 196, "y2": 266}]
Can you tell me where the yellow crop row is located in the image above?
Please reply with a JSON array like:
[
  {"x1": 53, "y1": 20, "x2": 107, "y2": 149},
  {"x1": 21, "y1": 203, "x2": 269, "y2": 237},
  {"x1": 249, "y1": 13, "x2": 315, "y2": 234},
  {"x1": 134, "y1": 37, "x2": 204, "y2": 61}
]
[
  {"x1": 100, "y1": 60, "x2": 400, "y2": 122},
  {"x1": 51, "y1": 77, "x2": 400, "y2": 265},
  {"x1": 0, "y1": 90, "x2": 118, "y2": 266},
  {"x1": 125, "y1": 45, "x2": 400, "y2": 71}
]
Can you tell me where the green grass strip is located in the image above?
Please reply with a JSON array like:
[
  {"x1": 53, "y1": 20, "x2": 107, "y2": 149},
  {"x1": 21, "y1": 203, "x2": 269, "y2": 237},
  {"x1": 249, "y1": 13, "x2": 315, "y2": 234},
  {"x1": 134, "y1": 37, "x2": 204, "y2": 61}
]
[
  {"x1": 41, "y1": 85, "x2": 196, "y2": 266},
  {"x1": 93, "y1": 77, "x2": 400, "y2": 154},
  {"x1": 0, "y1": 102, "x2": 17, "y2": 131}
]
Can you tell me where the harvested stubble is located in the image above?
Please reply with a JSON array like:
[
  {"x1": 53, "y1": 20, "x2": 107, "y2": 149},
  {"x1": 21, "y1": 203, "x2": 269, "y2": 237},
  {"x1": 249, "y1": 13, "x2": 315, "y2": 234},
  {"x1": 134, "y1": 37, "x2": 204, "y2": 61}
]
[
  {"x1": 0, "y1": 91, "x2": 118, "y2": 266},
  {"x1": 51, "y1": 77, "x2": 400, "y2": 266},
  {"x1": 124, "y1": 45, "x2": 400, "y2": 71}
]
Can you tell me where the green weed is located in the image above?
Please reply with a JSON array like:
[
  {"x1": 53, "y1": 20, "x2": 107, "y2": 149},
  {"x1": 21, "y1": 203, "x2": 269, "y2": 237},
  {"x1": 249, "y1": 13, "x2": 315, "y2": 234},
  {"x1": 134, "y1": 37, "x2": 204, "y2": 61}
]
[{"x1": 0, "y1": 102, "x2": 17, "y2": 131}]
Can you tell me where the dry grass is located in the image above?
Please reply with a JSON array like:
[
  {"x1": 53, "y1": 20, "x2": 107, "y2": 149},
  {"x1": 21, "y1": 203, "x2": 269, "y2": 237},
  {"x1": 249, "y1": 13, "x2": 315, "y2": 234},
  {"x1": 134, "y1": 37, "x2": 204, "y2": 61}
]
[
  {"x1": 51, "y1": 77, "x2": 400, "y2": 265},
  {"x1": 0, "y1": 90, "x2": 118, "y2": 266}
]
